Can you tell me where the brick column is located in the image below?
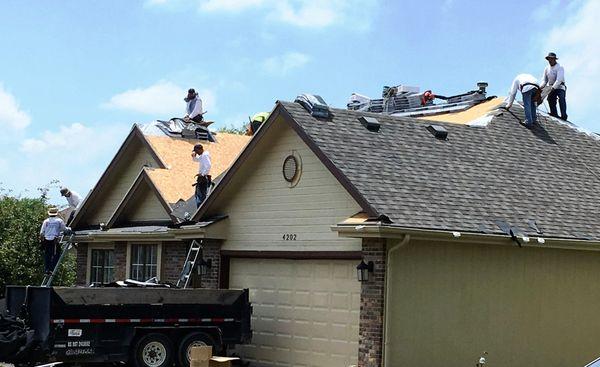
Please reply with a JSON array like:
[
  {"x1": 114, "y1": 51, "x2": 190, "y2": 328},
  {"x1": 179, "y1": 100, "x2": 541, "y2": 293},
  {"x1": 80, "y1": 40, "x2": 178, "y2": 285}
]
[
  {"x1": 200, "y1": 239, "x2": 221, "y2": 289},
  {"x1": 75, "y1": 243, "x2": 88, "y2": 286},
  {"x1": 358, "y1": 238, "x2": 387, "y2": 367},
  {"x1": 161, "y1": 241, "x2": 188, "y2": 283},
  {"x1": 114, "y1": 242, "x2": 127, "y2": 281}
]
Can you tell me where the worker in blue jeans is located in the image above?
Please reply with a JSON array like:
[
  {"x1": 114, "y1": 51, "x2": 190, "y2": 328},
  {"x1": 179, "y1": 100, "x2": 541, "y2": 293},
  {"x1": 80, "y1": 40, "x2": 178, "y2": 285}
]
[
  {"x1": 541, "y1": 52, "x2": 567, "y2": 121},
  {"x1": 505, "y1": 74, "x2": 542, "y2": 128}
]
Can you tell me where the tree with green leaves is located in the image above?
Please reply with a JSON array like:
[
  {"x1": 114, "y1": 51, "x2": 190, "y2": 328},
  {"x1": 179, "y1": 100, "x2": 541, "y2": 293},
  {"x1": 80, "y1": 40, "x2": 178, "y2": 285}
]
[{"x1": 0, "y1": 184, "x2": 75, "y2": 296}]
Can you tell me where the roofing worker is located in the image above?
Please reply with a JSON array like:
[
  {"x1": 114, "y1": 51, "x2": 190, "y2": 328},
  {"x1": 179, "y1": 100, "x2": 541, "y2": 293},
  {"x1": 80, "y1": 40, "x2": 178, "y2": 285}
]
[
  {"x1": 191, "y1": 143, "x2": 211, "y2": 207},
  {"x1": 60, "y1": 187, "x2": 81, "y2": 224},
  {"x1": 184, "y1": 88, "x2": 204, "y2": 123},
  {"x1": 39, "y1": 207, "x2": 66, "y2": 274},
  {"x1": 540, "y1": 52, "x2": 567, "y2": 121},
  {"x1": 504, "y1": 73, "x2": 542, "y2": 128}
]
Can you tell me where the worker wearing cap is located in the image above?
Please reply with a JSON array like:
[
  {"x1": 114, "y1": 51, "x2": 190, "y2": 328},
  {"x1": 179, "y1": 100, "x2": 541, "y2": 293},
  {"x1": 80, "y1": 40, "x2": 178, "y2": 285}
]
[
  {"x1": 191, "y1": 143, "x2": 212, "y2": 207},
  {"x1": 60, "y1": 187, "x2": 81, "y2": 224},
  {"x1": 504, "y1": 73, "x2": 542, "y2": 128},
  {"x1": 184, "y1": 88, "x2": 204, "y2": 123},
  {"x1": 39, "y1": 208, "x2": 66, "y2": 274},
  {"x1": 540, "y1": 52, "x2": 567, "y2": 121}
]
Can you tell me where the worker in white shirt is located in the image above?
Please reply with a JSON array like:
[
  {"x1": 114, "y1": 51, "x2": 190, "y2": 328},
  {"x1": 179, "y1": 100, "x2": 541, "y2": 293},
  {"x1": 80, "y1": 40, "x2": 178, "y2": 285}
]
[
  {"x1": 60, "y1": 187, "x2": 81, "y2": 224},
  {"x1": 39, "y1": 207, "x2": 66, "y2": 274},
  {"x1": 504, "y1": 73, "x2": 542, "y2": 128},
  {"x1": 184, "y1": 88, "x2": 204, "y2": 123},
  {"x1": 540, "y1": 52, "x2": 567, "y2": 121},
  {"x1": 191, "y1": 143, "x2": 212, "y2": 207}
]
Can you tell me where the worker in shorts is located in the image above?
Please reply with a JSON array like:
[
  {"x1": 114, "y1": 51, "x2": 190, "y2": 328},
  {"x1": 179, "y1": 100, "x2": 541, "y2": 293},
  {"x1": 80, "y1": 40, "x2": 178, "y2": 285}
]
[{"x1": 39, "y1": 207, "x2": 66, "y2": 274}]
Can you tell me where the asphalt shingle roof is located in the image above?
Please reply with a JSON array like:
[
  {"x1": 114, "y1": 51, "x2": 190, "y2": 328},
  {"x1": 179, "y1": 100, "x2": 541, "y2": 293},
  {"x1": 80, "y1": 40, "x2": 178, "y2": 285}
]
[{"x1": 280, "y1": 101, "x2": 600, "y2": 240}]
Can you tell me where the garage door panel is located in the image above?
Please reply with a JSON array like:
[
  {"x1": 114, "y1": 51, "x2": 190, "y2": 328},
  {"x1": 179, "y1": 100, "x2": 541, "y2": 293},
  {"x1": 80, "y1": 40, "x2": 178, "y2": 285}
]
[{"x1": 230, "y1": 258, "x2": 360, "y2": 367}]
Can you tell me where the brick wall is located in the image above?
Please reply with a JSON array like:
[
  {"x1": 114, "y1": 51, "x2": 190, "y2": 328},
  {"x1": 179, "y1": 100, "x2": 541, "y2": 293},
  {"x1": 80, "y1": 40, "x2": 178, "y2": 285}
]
[
  {"x1": 75, "y1": 243, "x2": 88, "y2": 286},
  {"x1": 201, "y1": 239, "x2": 221, "y2": 289},
  {"x1": 162, "y1": 241, "x2": 188, "y2": 283},
  {"x1": 358, "y1": 238, "x2": 387, "y2": 367},
  {"x1": 114, "y1": 242, "x2": 127, "y2": 281}
]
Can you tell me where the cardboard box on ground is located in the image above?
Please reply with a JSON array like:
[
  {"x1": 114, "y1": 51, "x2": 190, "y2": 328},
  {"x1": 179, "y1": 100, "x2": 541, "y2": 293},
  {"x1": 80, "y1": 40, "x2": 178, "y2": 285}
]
[{"x1": 190, "y1": 346, "x2": 239, "y2": 367}]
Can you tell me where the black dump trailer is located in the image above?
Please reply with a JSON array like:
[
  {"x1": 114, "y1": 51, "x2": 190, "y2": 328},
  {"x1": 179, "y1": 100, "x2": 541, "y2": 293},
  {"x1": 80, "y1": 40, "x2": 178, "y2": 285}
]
[{"x1": 0, "y1": 286, "x2": 252, "y2": 367}]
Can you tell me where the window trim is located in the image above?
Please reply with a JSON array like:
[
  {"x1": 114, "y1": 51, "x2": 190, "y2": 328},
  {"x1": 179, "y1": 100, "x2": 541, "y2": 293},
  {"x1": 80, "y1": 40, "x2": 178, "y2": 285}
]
[
  {"x1": 86, "y1": 243, "x2": 115, "y2": 285},
  {"x1": 126, "y1": 242, "x2": 162, "y2": 281}
]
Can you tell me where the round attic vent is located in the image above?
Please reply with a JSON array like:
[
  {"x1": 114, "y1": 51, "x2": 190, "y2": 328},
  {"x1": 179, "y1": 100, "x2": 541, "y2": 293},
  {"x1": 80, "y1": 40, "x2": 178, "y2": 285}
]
[{"x1": 283, "y1": 155, "x2": 299, "y2": 183}]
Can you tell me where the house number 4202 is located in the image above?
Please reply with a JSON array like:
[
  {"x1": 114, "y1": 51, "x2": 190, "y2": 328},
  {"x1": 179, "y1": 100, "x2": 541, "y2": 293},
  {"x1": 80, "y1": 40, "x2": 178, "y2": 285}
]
[{"x1": 282, "y1": 234, "x2": 297, "y2": 241}]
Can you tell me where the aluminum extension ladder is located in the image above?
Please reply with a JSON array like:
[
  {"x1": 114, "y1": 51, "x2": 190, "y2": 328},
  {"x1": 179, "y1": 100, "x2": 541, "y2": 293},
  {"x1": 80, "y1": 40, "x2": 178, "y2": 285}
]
[
  {"x1": 41, "y1": 230, "x2": 76, "y2": 287},
  {"x1": 176, "y1": 240, "x2": 203, "y2": 289}
]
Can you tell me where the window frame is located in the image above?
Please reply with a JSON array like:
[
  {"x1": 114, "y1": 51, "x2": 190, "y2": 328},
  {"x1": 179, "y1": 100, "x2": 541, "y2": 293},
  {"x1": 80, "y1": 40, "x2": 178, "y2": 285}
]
[
  {"x1": 86, "y1": 243, "x2": 115, "y2": 285},
  {"x1": 126, "y1": 242, "x2": 162, "y2": 281}
]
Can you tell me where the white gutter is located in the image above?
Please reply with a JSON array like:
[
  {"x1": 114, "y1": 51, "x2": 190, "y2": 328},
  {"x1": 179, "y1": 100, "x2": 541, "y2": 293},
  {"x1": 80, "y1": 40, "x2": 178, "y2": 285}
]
[{"x1": 382, "y1": 234, "x2": 410, "y2": 366}]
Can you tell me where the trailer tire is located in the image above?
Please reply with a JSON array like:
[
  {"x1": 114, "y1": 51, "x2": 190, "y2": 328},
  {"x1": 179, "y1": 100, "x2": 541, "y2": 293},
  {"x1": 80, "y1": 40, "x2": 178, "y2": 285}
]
[
  {"x1": 177, "y1": 332, "x2": 218, "y2": 367},
  {"x1": 133, "y1": 333, "x2": 174, "y2": 367}
]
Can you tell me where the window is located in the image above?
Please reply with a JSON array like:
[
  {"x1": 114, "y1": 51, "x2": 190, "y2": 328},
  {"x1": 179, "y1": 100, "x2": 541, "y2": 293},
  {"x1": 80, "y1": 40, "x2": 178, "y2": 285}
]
[
  {"x1": 129, "y1": 244, "x2": 158, "y2": 281},
  {"x1": 90, "y1": 249, "x2": 115, "y2": 284}
]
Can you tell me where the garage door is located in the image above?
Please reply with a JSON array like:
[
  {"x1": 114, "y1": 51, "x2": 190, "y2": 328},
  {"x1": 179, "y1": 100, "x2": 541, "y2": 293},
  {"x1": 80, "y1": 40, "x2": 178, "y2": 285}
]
[
  {"x1": 229, "y1": 258, "x2": 360, "y2": 367},
  {"x1": 386, "y1": 241, "x2": 600, "y2": 367}
]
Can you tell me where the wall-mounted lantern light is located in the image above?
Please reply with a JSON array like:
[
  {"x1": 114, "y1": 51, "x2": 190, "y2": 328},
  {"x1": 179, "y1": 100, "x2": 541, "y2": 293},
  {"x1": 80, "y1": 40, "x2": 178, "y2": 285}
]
[
  {"x1": 197, "y1": 258, "x2": 212, "y2": 276},
  {"x1": 356, "y1": 260, "x2": 374, "y2": 282}
]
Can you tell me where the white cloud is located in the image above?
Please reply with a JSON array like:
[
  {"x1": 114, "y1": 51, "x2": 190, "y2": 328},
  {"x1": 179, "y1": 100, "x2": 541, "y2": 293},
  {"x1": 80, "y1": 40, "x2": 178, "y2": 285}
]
[
  {"x1": 262, "y1": 52, "x2": 310, "y2": 76},
  {"x1": 147, "y1": 0, "x2": 376, "y2": 29},
  {"x1": 537, "y1": 0, "x2": 599, "y2": 127},
  {"x1": 200, "y1": 0, "x2": 265, "y2": 12},
  {"x1": 0, "y1": 84, "x2": 31, "y2": 130},
  {"x1": 532, "y1": 0, "x2": 561, "y2": 22},
  {"x1": 103, "y1": 81, "x2": 216, "y2": 116}
]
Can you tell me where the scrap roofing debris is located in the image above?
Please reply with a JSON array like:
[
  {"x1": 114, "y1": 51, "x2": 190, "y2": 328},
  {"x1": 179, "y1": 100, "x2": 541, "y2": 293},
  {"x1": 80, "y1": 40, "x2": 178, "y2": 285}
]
[
  {"x1": 347, "y1": 82, "x2": 495, "y2": 118},
  {"x1": 273, "y1": 100, "x2": 600, "y2": 241}
]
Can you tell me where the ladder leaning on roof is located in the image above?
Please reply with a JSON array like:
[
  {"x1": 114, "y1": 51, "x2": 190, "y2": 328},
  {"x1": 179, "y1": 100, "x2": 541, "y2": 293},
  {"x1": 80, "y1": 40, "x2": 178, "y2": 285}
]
[{"x1": 176, "y1": 240, "x2": 203, "y2": 289}]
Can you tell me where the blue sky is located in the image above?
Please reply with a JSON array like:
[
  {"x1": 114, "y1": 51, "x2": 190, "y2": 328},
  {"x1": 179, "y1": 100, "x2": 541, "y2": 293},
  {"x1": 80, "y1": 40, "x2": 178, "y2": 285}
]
[{"x1": 0, "y1": 0, "x2": 597, "y2": 204}]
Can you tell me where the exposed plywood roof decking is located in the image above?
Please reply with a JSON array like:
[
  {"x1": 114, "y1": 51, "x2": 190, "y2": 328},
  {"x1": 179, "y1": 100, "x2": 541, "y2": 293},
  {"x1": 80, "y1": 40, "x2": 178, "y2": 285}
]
[
  {"x1": 145, "y1": 133, "x2": 251, "y2": 204},
  {"x1": 417, "y1": 97, "x2": 504, "y2": 124}
]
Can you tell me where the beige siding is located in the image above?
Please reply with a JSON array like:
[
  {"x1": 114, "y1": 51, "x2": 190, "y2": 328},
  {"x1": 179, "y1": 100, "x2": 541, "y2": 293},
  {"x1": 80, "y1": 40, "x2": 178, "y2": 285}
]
[
  {"x1": 386, "y1": 240, "x2": 600, "y2": 367},
  {"x1": 121, "y1": 185, "x2": 170, "y2": 222},
  {"x1": 230, "y1": 258, "x2": 360, "y2": 366},
  {"x1": 86, "y1": 141, "x2": 158, "y2": 225},
  {"x1": 209, "y1": 118, "x2": 362, "y2": 252}
]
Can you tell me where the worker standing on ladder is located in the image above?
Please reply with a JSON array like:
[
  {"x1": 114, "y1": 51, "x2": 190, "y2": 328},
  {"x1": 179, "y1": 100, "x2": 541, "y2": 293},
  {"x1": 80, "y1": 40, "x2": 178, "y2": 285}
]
[
  {"x1": 39, "y1": 207, "x2": 65, "y2": 275},
  {"x1": 192, "y1": 143, "x2": 212, "y2": 207},
  {"x1": 504, "y1": 73, "x2": 542, "y2": 128},
  {"x1": 540, "y1": 52, "x2": 567, "y2": 121}
]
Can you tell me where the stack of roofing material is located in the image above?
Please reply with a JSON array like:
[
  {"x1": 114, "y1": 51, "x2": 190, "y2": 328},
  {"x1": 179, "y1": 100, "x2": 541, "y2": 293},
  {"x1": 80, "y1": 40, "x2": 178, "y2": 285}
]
[{"x1": 347, "y1": 82, "x2": 489, "y2": 117}]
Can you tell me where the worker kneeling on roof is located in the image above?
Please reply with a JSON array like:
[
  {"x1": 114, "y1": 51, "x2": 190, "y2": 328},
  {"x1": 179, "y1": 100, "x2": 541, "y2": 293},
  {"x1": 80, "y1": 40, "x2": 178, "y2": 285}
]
[
  {"x1": 184, "y1": 88, "x2": 204, "y2": 123},
  {"x1": 192, "y1": 143, "x2": 211, "y2": 207},
  {"x1": 504, "y1": 73, "x2": 542, "y2": 128}
]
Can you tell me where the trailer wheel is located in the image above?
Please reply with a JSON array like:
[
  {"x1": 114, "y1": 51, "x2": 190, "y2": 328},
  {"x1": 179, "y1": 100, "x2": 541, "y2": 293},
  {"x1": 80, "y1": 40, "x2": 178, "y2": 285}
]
[
  {"x1": 134, "y1": 333, "x2": 174, "y2": 367},
  {"x1": 177, "y1": 332, "x2": 217, "y2": 367}
]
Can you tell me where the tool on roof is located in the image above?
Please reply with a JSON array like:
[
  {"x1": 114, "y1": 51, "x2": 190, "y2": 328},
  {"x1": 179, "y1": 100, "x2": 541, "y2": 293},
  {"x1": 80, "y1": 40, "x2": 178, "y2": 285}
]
[{"x1": 347, "y1": 81, "x2": 491, "y2": 117}]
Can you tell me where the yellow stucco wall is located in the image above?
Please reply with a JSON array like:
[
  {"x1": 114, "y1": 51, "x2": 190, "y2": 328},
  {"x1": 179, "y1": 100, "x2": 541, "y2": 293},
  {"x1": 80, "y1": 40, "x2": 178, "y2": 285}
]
[{"x1": 386, "y1": 240, "x2": 600, "y2": 367}]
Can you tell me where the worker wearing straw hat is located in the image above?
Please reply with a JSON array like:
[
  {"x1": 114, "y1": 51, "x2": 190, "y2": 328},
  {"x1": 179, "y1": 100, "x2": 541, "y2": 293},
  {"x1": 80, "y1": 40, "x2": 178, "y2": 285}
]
[{"x1": 39, "y1": 207, "x2": 65, "y2": 274}]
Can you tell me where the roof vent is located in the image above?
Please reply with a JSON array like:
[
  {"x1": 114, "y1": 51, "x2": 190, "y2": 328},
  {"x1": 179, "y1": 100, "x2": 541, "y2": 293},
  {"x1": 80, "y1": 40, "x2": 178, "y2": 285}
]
[
  {"x1": 358, "y1": 116, "x2": 381, "y2": 132},
  {"x1": 427, "y1": 124, "x2": 448, "y2": 140},
  {"x1": 477, "y1": 81, "x2": 488, "y2": 93},
  {"x1": 295, "y1": 94, "x2": 331, "y2": 118}
]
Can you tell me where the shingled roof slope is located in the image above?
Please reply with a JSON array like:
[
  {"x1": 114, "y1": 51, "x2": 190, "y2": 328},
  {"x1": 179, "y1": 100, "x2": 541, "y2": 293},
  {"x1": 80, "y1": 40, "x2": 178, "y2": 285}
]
[{"x1": 280, "y1": 101, "x2": 600, "y2": 240}]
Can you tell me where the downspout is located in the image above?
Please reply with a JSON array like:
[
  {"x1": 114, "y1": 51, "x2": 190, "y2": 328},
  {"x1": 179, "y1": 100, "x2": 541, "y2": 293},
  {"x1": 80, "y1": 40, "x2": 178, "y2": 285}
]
[{"x1": 382, "y1": 234, "x2": 411, "y2": 367}]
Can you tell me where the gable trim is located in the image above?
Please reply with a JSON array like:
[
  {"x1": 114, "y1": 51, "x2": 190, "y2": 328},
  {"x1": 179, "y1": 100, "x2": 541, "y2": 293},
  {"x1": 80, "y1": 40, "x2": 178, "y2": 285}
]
[
  {"x1": 106, "y1": 169, "x2": 174, "y2": 228},
  {"x1": 71, "y1": 125, "x2": 168, "y2": 228},
  {"x1": 192, "y1": 102, "x2": 378, "y2": 221}
]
